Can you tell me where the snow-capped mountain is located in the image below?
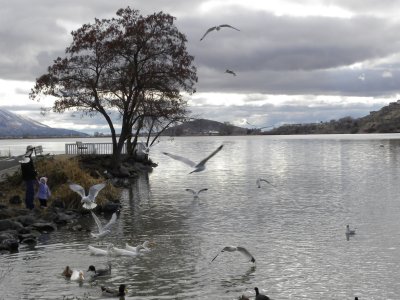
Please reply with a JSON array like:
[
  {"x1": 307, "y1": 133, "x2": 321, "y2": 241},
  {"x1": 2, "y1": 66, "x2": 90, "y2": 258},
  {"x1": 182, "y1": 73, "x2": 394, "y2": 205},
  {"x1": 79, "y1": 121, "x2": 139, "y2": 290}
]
[{"x1": 0, "y1": 109, "x2": 88, "y2": 137}]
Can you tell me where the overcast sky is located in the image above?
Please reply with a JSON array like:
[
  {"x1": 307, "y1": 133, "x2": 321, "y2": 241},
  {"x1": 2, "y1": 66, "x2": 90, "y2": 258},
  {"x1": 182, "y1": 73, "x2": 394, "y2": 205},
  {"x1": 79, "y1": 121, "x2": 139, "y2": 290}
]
[{"x1": 1, "y1": 0, "x2": 400, "y2": 133}]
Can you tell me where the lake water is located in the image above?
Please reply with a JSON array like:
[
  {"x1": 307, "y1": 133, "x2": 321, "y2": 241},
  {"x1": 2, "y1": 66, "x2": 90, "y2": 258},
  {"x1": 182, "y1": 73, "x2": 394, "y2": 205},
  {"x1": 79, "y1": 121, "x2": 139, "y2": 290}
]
[{"x1": 1, "y1": 134, "x2": 400, "y2": 299}]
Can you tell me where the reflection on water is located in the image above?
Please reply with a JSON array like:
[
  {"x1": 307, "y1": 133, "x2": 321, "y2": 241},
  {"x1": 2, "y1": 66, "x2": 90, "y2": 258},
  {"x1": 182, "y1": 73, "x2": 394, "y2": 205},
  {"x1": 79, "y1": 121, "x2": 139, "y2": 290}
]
[{"x1": 2, "y1": 135, "x2": 400, "y2": 299}]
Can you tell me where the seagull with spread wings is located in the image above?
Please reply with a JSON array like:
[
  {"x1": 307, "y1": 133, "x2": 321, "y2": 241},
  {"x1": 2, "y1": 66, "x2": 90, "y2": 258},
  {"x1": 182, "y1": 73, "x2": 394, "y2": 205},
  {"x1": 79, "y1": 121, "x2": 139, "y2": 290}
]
[
  {"x1": 185, "y1": 188, "x2": 208, "y2": 199},
  {"x1": 225, "y1": 69, "x2": 237, "y2": 76},
  {"x1": 256, "y1": 178, "x2": 275, "y2": 188},
  {"x1": 69, "y1": 183, "x2": 106, "y2": 210},
  {"x1": 90, "y1": 211, "x2": 117, "y2": 239},
  {"x1": 200, "y1": 24, "x2": 240, "y2": 41},
  {"x1": 163, "y1": 144, "x2": 223, "y2": 174},
  {"x1": 211, "y1": 246, "x2": 256, "y2": 263}
]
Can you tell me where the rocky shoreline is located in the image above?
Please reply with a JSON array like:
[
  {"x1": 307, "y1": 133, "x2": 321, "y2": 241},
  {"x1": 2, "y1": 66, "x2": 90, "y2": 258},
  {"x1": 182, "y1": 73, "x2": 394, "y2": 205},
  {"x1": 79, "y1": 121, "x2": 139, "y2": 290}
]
[
  {"x1": 0, "y1": 153, "x2": 157, "y2": 253},
  {"x1": 0, "y1": 198, "x2": 123, "y2": 253}
]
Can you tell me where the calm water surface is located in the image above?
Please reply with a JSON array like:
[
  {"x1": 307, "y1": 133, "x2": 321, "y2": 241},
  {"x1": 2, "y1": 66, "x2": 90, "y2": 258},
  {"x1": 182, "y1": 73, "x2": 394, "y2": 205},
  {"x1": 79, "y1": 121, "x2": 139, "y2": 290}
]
[{"x1": 1, "y1": 135, "x2": 400, "y2": 299}]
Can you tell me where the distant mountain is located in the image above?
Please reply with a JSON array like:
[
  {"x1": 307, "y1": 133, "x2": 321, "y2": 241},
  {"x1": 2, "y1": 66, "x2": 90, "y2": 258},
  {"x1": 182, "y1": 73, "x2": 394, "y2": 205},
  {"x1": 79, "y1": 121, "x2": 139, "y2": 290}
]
[
  {"x1": 0, "y1": 109, "x2": 88, "y2": 138},
  {"x1": 163, "y1": 118, "x2": 249, "y2": 136},
  {"x1": 266, "y1": 100, "x2": 400, "y2": 135}
]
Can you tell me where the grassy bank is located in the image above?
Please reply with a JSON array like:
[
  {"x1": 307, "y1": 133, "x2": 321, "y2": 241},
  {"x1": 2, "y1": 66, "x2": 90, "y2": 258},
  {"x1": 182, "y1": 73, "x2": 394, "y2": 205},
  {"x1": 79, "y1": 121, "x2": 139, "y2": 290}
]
[{"x1": 0, "y1": 155, "x2": 120, "y2": 209}]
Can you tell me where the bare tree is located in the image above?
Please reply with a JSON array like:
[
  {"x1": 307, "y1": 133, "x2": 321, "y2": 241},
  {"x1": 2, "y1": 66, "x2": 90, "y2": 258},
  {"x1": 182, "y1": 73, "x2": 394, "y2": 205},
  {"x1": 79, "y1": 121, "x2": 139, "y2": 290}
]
[{"x1": 30, "y1": 7, "x2": 197, "y2": 166}]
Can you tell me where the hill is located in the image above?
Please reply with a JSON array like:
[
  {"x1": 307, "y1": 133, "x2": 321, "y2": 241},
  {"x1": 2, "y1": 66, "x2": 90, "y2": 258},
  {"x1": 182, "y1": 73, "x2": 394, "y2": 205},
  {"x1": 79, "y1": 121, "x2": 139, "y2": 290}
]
[
  {"x1": 0, "y1": 109, "x2": 88, "y2": 138},
  {"x1": 266, "y1": 100, "x2": 400, "y2": 135},
  {"x1": 163, "y1": 118, "x2": 249, "y2": 136}
]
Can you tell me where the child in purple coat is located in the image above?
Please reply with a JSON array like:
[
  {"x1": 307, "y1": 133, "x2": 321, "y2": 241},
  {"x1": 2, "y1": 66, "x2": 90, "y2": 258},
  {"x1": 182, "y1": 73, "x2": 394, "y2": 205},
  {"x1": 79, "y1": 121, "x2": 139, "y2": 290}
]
[{"x1": 37, "y1": 177, "x2": 51, "y2": 208}]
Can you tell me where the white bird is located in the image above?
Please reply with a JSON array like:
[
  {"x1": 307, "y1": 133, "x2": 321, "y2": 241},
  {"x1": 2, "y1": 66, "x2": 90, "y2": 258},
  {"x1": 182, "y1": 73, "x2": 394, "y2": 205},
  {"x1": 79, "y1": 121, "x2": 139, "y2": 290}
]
[
  {"x1": 346, "y1": 224, "x2": 356, "y2": 235},
  {"x1": 200, "y1": 24, "x2": 240, "y2": 41},
  {"x1": 88, "y1": 244, "x2": 114, "y2": 256},
  {"x1": 18, "y1": 156, "x2": 31, "y2": 164},
  {"x1": 225, "y1": 69, "x2": 237, "y2": 76},
  {"x1": 70, "y1": 270, "x2": 85, "y2": 281},
  {"x1": 211, "y1": 246, "x2": 256, "y2": 263},
  {"x1": 256, "y1": 178, "x2": 275, "y2": 188},
  {"x1": 163, "y1": 144, "x2": 223, "y2": 174},
  {"x1": 125, "y1": 241, "x2": 151, "y2": 253},
  {"x1": 112, "y1": 245, "x2": 144, "y2": 257},
  {"x1": 185, "y1": 188, "x2": 208, "y2": 199},
  {"x1": 139, "y1": 140, "x2": 159, "y2": 155},
  {"x1": 90, "y1": 211, "x2": 117, "y2": 239},
  {"x1": 69, "y1": 183, "x2": 106, "y2": 209}
]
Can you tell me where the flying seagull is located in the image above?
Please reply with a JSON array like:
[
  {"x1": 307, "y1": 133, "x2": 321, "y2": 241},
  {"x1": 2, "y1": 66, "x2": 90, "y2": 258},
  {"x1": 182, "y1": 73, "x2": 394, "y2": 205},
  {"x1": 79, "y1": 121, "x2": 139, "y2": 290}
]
[
  {"x1": 256, "y1": 178, "x2": 275, "y2": 188},
  {"x1": 185, "y1": 188, "x2": 208, "y2": 199},
  {"x1": 211, "y1": 246, "x2": 255, "y2": 263},
  {"x1": 225, "y1": 69, "x2": 237, "y2": 76},
  {"x1": 200, "y1": 24, "x2": 240, "y2": 41},
  {"x1": 163, "y1": 144, "x2": 223, "y2": 174},
  {"x1": 90, "y1": 211, "x2": 117, "y2": 239},
  {"x1": 69, "y1": 183, "x2": 106, "y2": 210}
]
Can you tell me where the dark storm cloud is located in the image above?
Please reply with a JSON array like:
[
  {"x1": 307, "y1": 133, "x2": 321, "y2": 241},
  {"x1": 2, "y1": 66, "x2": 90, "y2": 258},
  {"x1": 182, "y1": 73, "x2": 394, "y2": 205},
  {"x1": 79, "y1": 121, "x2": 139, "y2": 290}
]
[{"x1": 179, "y1": 10, "x2": 400, "y2": 96}]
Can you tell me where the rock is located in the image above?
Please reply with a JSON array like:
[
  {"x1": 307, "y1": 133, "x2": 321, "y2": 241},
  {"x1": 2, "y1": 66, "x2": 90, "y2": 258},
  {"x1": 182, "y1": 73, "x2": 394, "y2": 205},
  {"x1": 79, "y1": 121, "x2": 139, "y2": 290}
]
[
  {"x1": 17, "y1": 227, "x2": 31, "y2": 234},
  {"x1": 71, "y1": 224, "x2": 82, "y2": 231},
  {"x1": 9, "y1": 195, "x2": 22, "y2": 205},
  {"x1": 0, "y1": 203, "x2": 7, "y2": 209},
  {"x1": 0, "y1": 231, "x2": 18, "y2": 242},
  {"x1": 31, "y1": 222, "x2": 57, "y2": 232},
  {"x1": 14, "y1": 215, "x2": 37, "y2": 227},
  {"x1": 0, "y1": 231, "x2": 19, "y2": 252},
  {"x1": 0, "y1": 208, "x2": 14, "y2": 220},
  {"x1": 19, "y1": 232, "x2": 40, "y2": 244},
  {"x1": 20, "y1": 237, "x2": 37, "y2": 245},
  {"x1": 54, "y1": 211, "x2": 77, "y2": 225},
  {"x1": 50, "y1": 199, "x2": 65, "y2": 209},
  {"x1": 0, "y1": 238, "x2": 19, "y2": 252},
  {"x1": 0, "y1": 219, "x2": 24, "y2": 231}
]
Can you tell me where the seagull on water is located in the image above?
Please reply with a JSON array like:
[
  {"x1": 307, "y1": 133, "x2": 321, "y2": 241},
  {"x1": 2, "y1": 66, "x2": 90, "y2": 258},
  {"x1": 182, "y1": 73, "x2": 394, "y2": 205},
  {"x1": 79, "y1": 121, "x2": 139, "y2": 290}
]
[
  {"x1": 211, "y1": 246, "x2": 255, "y2": 263},
  {"x1": 256, "y1": 178, "x2": 275, "y2": 188},
  {"x1": 185, "y1": 188, "x2": 208, "y2": 199},
  {"x1": 225, "y1": 69, "x2": 237, "y2": 76},
  {"x1": 69, "y1": 182, "x2": 106, "y2": 209},
  {"x1": 112, "y1": 245, "x2": 145, "y2": 257},
  {"x1": 200, "y1": 24, "x2": 240, "y2": 41},
  {"x1": 88, "y1": 244, "x2": 114, "y2": 256},
  {"x1": 346, "y1": 224, "x2": 356, "y2": 235},
  {"x1": 163, "y1": 144, "x2": 223, "y2": 174},
  {"x1": 90, "y1": 211, "x2": 117, "y2": 239},
  {"x1": 125, "y1": 241, "x2": 152, "y2": 253}
]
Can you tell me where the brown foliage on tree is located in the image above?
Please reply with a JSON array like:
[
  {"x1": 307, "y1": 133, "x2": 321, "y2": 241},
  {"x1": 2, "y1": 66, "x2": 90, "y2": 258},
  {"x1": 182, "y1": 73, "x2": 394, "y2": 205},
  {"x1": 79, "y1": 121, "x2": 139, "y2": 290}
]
[{"x1": 30, "y1": 7, "x2": 197, "y2": 165}]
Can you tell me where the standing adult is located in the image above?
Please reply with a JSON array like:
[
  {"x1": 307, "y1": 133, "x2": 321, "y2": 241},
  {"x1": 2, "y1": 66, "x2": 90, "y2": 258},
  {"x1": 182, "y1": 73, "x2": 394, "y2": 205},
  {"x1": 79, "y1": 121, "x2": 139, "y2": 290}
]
[{"x1": 20, "y1": 145, "x2": 38, "y2": 210}]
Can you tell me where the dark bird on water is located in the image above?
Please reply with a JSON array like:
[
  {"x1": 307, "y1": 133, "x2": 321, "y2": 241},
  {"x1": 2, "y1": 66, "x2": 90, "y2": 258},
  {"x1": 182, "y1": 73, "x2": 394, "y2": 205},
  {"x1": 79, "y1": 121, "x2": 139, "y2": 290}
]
[
  {"x1": 254, "y1": 287, "x2": 270, "y2": 300},
  {"x1": 200, "y1": 24, "x2": 240, "y2": 41},
  {"x1": 87, "y1": 262, "x2": 111, "y2": 278},
  {"x1": 101, "y1": 284, "x2": 127, "y2": 297}
]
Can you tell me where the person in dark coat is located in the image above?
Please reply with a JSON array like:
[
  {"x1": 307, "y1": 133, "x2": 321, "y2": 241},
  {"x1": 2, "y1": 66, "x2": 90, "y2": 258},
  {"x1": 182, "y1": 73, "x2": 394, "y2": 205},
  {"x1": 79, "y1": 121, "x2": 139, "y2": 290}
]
[{"x1": 20, "y1": 145, "x2": 38, "y2": 210}]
